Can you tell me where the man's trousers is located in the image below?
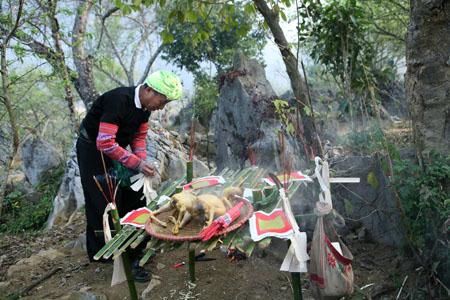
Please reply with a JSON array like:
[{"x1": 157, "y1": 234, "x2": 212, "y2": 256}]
[{"x1": 76, "y1": 136, "x2": 144, "y2": 261}]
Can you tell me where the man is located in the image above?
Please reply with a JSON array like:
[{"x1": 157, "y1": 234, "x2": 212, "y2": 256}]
[{"x1": 76, "y1": 70, "x2": 182, "y2": 281}]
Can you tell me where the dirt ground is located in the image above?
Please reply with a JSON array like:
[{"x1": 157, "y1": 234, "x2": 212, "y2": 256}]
[{"x1": 0, "y1": 211, "x2": 409, "y2": 300}]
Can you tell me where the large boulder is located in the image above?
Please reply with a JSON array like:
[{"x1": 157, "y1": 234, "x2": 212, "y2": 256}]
[
  {"x1": 214, "y1": 52, "x2": 307, "y2": 171},
  {"x1": 331, "y1": 155, "x2": 405, "y2": 246},
  {"x1": 46, "y1": 145, "x2": 84, "y2": 228},
  {"x1": 147, "y1": 121, "x2": 209, "y2": 181},
  {"x1": 20, "y1": 137, "x2": 62, "y2": 185}
]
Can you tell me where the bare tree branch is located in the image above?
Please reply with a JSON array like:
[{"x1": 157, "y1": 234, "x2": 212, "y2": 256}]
[
  {"x1": 96, "y1": 6, "x2": 119, "y2": 50},
  {"x1": 4, "y1": 0, "x2": 24, "y2": 45},
  {"x1": 93, "y1": 62, "x2": 127, "y2": 87},
  {"x1": 138, "y1": 43, "x2": 164, "y2": 84},
  {"x1": 373, "y1": 22, "x2": 405, "y2": 42},
  {"x1": 103, "y1": 25, "x2": 133, "y2": 85}
]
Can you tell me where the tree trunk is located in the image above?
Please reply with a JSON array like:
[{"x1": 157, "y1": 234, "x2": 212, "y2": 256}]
[
  {"x1": 72, "y1": 0, "x2": 99, "y2": 108},
  {"x1": 405, "y1": 0, "x2": 450, "y2": 162},
  {"x1": 0, "y1": 0, "x2": 24, "y2": 217},
  {"x1": 47, "y1": 0, "x2": 78, "y2": 132},
  {"x1": 253, "y1": 0, "x2": 321, "y2": 158}
]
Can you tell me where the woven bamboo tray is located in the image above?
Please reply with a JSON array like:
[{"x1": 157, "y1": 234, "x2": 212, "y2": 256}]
[{"x1": 145, "y1": 199, "x2": 254, "y2": 242}]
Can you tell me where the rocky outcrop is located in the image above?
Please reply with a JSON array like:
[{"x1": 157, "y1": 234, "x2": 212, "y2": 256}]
[
  {"x1": 214, "y1": 52, "x2": 307, "y2": 171},
  {"x1": 46, "y1": 144, "x2": 84, "y2": 228},
  {"x1": 7, "y1": 248, "x2": 64, "y2": 279},
  {"x1": 20, "y1": 137, "x2": 63, "y2": 185},
  {"x1": 331, "y1": 155, "x2": 404, "y2": 246}
]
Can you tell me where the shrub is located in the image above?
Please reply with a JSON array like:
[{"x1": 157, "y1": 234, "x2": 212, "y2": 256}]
[
  {"x1": 393, "y1": 153, "x2": 450, "y2": 291},
  {"x1": 0, "y1": 165, "x2": 64, "y2": 233}
]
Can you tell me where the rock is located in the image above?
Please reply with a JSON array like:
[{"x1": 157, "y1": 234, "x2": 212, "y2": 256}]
[
  {"x1": 357, "y1": 227, "x2": 370, "y2": 242},
  {"x1": 150, "y1": 98, "x2": 185, "y2": 128},
  {"x1": 65, "y1": 233, "x2": 86, "y2": 252},
  {"x1": 58, "y1": 291, "x2": 107, "y2": 300},
  {"x1": 20, "y1": 137, "x2": 62, "y2": 185},
  {"x1": 7, "y1": 248, "x2": 64, "y2": 279},
  {"x1": 331, "y1": 155, "x2": 405, "y2": 246},
  {"x1": 0, "y1": 281, "x2": 10, "y2": 293},
  {"x1": 214, "y1": 52, "x2": 307, "y2": 171},
  {"x1": 0, "y1": 254, "x2": 7, "y2": 265},
  {"x1": 141, "y1": 278, "x2": 162, "y2": 299},
  {"x1": 47, "y1": 144, "x2": 84, "y2": 228},
  {"x1": 6, "y1": 175, "x2": 41, "y2": 203}
]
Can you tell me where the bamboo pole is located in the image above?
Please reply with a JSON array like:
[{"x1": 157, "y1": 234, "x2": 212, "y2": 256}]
[
  {"x1": 286, "y1": 240, "x2": 303, "y2": 300},
  {"x1": 111, "y1": 207, "x2": 138, "y2": 300},
  {"x1": 291, "y1": 272, "x2": 303, "y2": 300},
  {"x1": 186, "y1": 160, "x2": 196, "y2": 283}
]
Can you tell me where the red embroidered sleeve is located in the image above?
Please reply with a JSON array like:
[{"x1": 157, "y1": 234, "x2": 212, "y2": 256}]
[
  {"x1": 130, "y1": 122, "x2": 148, "y2": 160},
  {"x1": 96, "y1": 122, "x2": 141, "y2": 170}
]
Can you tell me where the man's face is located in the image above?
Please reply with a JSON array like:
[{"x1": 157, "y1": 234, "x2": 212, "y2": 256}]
[{"x1": 141, "y1": 87, "x2": 169, "y2": 111}]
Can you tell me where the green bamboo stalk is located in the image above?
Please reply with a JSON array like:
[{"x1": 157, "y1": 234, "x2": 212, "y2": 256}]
[
  {"x1": 252, "y1": 189, "x2": 263, "y2": 204},
  {"x1": 188, "y1": 243, "x2": 196, "y2": 283},
  {"x1": 186, "y1": 160, "x2": 193, "y2": 183},
  {"x1": 130, "y1": 231, "x2": 147, "y2": 249},
  {"x1": 185, "y1": 160, "x2": 196, "y2": 283},
  {"x1": 110, "y1": 208, "x2": 137, "y2": 300},
  {"x1": 139, "y1": 248, "x2": 155, "y2": 267},
  {"x1": 113, "y1": 230, "x2": 142, "y2": 260},
  {"x1": 291, "y1": 273, "x2": 302, "y2": 300},
  {"x1": 93, "y1": 226, "x2": 134, "y2": 260},
  {"x1": 257, "y1": 237, "x2": 271, "y2": 250},
  {"x1": 103, "y1": 227, "x2": 136, "y2": 259}
]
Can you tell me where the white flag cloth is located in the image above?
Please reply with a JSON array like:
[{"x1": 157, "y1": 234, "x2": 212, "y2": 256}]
[
  {"x1": 130, "y1": 173, "x2": 158, "y2": 205},
  {"x1": 279, "y1": 188, "x2": 309, "y2": 273},
  {"x1": 102, "y1": 203, "x2": 126, "y2": 286}
]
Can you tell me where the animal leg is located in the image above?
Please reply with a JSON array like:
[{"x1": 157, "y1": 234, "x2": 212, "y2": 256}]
[
  {"x1": 153, "y1": 202, "x2": 172, "y2": 215},
  {"x1": 149, "y1": 215, "x2": 167, "y2": 227},
  {"x1": 205, "y1": 207, "x2": 215, "y2": 228},
  {"x1": 179, "y1": 211, "x2": 192, "y2": 229},
  {"x1": 172, "y1": 207, "x2": 185, "y2": 235}
]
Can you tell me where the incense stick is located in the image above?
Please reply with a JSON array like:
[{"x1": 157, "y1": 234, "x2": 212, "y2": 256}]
[
  {"x1": 100, "y1": 152, "x2": 113, "y2": 202},
  {"x1": 93, "y1": 175, "x2": 111, "y2": 204}
]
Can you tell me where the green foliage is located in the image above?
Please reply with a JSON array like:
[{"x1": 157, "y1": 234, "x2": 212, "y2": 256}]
[
  {"x1": 296, "y1": 0, "x2": 408, "y2": 118},
  {"x1": 340, "y1": 123, "x2": 399, "y2": 158},
  {"x1": 393, "y1": 154, "x2": 450, "y2": 250},
  {"x1": 157, "y1": 3, "x2": 266, "y2": 75},
  {"x1": 298, "y1": 0, "x2": 375, "y2": 93},
  {"x1": 273, "y1": 99, "x2": 296, "y2": 135},
  {"x1": 191, "y1": 74, "x2": 219, "y2": 126},
  {"x1": 0, "y1": 166, "x2": 64, "y2": 233},
  {"x1": 367, "y1": 171, "x2": 380, "y2": 189}
]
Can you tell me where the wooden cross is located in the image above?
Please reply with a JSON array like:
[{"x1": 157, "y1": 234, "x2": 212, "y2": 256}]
[{"x1": 315, "y1": 157, "x2": 360, "y2": 209}]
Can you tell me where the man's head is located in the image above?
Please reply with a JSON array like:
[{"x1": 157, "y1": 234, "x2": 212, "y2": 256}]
[{"x1": 140, "y1": 70, "x2": 182, "y2": 111}]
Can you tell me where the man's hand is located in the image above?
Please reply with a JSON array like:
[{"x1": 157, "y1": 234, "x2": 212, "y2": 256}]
[{"x1": 137, "y1": 160, "x2": 155, "y2": 177}]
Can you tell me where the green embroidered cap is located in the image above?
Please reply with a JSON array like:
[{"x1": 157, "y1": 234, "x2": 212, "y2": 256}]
[{"x1": 145, "y1": 70, "x2": 182, "y2": 101}]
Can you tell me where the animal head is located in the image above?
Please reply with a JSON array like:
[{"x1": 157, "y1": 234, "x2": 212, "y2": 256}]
[{"x1": 170, "y1": 190, "x2": 197, "y2": 209}]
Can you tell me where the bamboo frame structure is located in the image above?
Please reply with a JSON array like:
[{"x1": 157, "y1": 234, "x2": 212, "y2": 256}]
[{"x1": 94, "y1": 166, "x2": 309, "y2": 299}]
